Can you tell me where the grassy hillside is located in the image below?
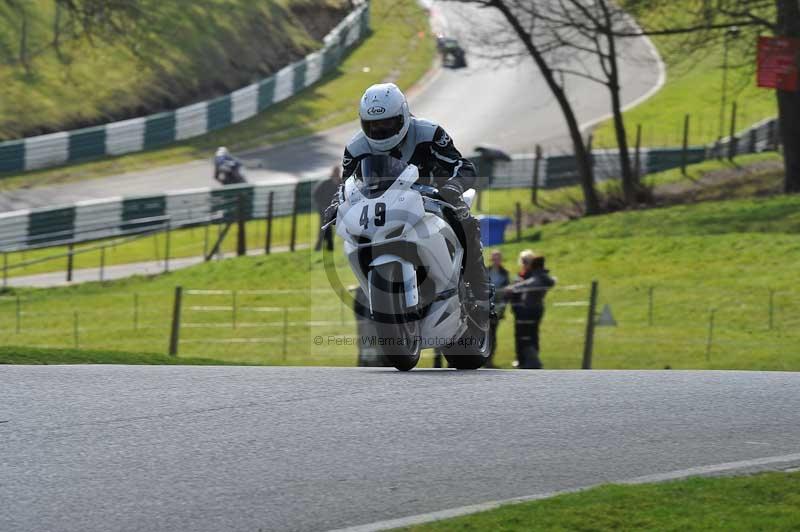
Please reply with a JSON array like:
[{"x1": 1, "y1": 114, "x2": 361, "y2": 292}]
[
  {"x1": 592, "y1": 1, "x2": 777, "y2": 148},
  {"x1": 1, "y1": 157, "x2": 798, "y2": 370},
  {"x1": 0, "y1": 0, "x2": 348, "y2": 140},
  {"x1": 0, "y1": 0, "x2": 436, "y2": 190}
]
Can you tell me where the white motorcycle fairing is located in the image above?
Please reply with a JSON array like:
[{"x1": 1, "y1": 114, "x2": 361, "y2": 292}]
[{"x1": 336, "y1": 166, "x2": 469, "y2": 343}]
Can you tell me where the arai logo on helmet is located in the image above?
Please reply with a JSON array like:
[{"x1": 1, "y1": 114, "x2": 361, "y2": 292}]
[{"x1": 367, "y1": 106, "x2": 386, "y2": 116}]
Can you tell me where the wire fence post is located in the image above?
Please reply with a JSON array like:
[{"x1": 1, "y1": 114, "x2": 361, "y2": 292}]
[
  {"x1": 66, "y1": 243, "x2": 74, "y2": 282},
  {"x1": 728, "y1": 102, "x2": 738, "y2": 161},
  {"x1": 515, "y1": 202, "x2": 522, "y2": 242},
  {"x1": 681, "y1": 114, "x2": 690, "y2": 175},
  {"x1": 15, "y1": 294, "x2": 21, "y2": 333},
  {"x1": 265, "y1": 191, "x2": 274, "y2": 255},
  {"x1": 290, "y1": 189, "x2": 299, "y2": 253},
  {"x1": 133, "y1": 293, "x2": 139, "y2": 331},
  {"x1": 232, "y1": 290, "x2": 238, "y2": 329},
  {"x1": 648, "y1": 286, "x2": 654, "y2": 326},
  {"x1": 237, "y1": 193, "x2": 247, "y2": 257},
  {"x1": 164, "y1": 222, "x2": 171, "y2": 273},
  {"x1": 203, "y1": 223, "x2": 210, "y2": 258},
  {"x1": 282, "y1": 307, "x2": 289, "y2": 361},
  {"x1": 582, "y1": 281, "x2": 599, "y2": 370},
  {"x1": 769, "y1": 289, "x2": 775, "y2": 330},
  {"x1": 634, "y1": 124, "x2": 642, "y2": 180},
  {"x1": 531, "y1": 144, "x2": 542, "y2": 205},
  {"x1": 168, "y1": 286, "x2": 183, "y2": 356},
  {"x1": 73, "y1": 311, "x2": 79, "y2": 349},
  {"x1": 705, "y1": 308, "x2": 716, "y2": 362}
]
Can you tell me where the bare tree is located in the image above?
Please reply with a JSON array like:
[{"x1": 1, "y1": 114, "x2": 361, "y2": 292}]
[
  {"x1": 446, "y1": 0, "x2": 603, "y2": 214},
  {"x1": 448, "y1": 0, "x2": 657, "y2": 209}
]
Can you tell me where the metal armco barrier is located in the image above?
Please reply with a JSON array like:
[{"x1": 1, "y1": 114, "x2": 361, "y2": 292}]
[
  {"x1": 0, "y1": 2, "x2": 370, "y2": 173},
  {"x1": 0, "y1": 117, "x2": 779, "y2": 254}
]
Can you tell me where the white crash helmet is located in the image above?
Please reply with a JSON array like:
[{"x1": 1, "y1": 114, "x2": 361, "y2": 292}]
[
  {"x1": 216, "y1": 146, "x2": 230, "y2": 157},
  {"x1": 359, "y1": 83, "x2": 411, "y2": 152}
]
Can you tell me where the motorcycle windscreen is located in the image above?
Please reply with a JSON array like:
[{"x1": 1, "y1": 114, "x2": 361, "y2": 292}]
[{"x1": 358, "y1": 155, "x2": 408, "y2": 197}]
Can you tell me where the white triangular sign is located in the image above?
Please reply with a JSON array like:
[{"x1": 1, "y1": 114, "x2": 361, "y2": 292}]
[{"x1": 597, "y1": 304, "x2": 617, "y2": 327}]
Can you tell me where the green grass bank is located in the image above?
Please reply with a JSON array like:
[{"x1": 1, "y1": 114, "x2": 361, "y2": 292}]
[
  {"x1": 1, "y1": 156, "x2": 797, "y2": 369},
  {"x1": 0, "y1": 0, "x2": 436, "y2": 191},
  {"x1": 396, "y1": 471, "x2": 800, "y2": 532},
  {"x1": 1, "y1": 0, "x2": 348, "y2": 140}
]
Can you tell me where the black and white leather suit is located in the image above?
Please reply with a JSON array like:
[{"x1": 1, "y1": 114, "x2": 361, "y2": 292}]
[{"x1": 329, "y1": 117, "x2": 493, "y2": 300}]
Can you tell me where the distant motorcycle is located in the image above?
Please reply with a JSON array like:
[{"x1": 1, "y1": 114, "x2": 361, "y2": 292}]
[
  {"x1": 327, "y1": 155, "x2": 493, "y2": 371},
  {"x1": 214, "y1": 147, "x2": 247, "y2": 185}
]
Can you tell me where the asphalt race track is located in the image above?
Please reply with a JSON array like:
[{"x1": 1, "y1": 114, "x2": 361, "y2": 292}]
[
  {"x1": 0, "y1": 1, "x2": 662, "y2": 211},
  {"x1": 2, "y1": 366, "x2": 799, "y2": 532}
]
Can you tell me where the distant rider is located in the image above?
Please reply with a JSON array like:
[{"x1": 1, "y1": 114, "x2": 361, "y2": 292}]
[
  {"x1": 323, "y1": 83, "x2": 494, "y2": 311},
  {"x1": 214, "y1": 146, "x2": 245, "y2": 185}
]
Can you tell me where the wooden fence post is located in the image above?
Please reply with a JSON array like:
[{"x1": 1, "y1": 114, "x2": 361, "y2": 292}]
[
  {"x1": 265, "y1": 191, "x2": 274, "y2": 255},
  {"x1": 164, "y1": 222, "x2": 172, "y2": 273},
  {"x1": 237, "y1": 193, "x2": 247, "y2": 257},
  {"x1": 290, "y1": 189, "x2": 299, "y2": 252},
  {"x1": 531, "y1": 144, "x2": 542, "y2": 205},
  {"x1": 582, "y1": 281, "x2": 599, "y2": 370},
  {"x1": 515, "y1": 202, "x2": 522, "y2": 242},
  {"x1": 634, "y1": 124, "x2": 642, "y2": 180},
  {"x1": 727, "y1": 102, "x2": 738, "y2": 161},
  {"x1": 681, "y1": 114, "x2": 690, "y2": 175},
  {"x1": 66, "y1": 243, "x2": 74, "y2": 282},
  {"x1": 168, "y1": 286, "x2": 184, "y2": 356}
]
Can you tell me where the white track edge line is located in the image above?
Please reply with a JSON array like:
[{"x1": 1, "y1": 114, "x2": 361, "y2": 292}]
[{"x1": 327, "y1": 452, "x2": 800, "y2": 532}]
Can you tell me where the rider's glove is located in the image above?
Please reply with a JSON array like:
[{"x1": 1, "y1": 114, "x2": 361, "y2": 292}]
[
  {"x1": 438, "y1": 180, "x2": 469, "y2": 219},
  {"x1": 322, "y1": 196, "x2": 340, "y2": 227}
]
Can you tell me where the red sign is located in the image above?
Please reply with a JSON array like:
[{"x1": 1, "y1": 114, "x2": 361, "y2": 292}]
[{"x1": 757, "y1": 36, "x2": 800, "y2": 92}]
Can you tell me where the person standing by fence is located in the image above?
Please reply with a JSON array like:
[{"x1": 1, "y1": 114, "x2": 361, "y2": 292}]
[
  {"x1": 506, "y1": 250, "x2": 555, "y2": 369},
  {"x1": 486, "y1": 249, "x2": 510, "y2": 368},
  {"x1": 314, "y1": 166, "x2": 341, "y2": 251}
]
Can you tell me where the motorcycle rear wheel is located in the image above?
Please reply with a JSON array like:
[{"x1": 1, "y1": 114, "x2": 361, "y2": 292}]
[
  {"x1": 370, "y1": 263, "x2": 421, "y2": 371},
  {"x1": 441, "y1": 321, "x2": 493, "y2": 370}
]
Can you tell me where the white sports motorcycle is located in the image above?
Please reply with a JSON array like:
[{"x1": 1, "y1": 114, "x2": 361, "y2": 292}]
[{"x1": 329, "y1": 155, "x2": 493, "y2": 371}]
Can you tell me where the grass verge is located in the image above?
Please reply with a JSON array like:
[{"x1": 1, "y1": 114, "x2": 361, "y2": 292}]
[
  {"x1": 0, "y1": 345, "x2": 230, "y2": 365},
  {"x1": 0, "y1": 0, "x2": 436, "y2": 192},
  {"x1": 0, "y1": 155, "x2": 797, "y2": 369},
  {"x1": 395, "y1": 471, "x2": 800, "y2": 532},
  {"x1": 592, "y1": 3, "x2": 777, "y2": 148}
]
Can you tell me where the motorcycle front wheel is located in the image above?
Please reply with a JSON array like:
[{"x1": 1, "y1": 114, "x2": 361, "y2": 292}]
[{"x1": 369, "y1": 263, "x2": 421, "y2": 371}]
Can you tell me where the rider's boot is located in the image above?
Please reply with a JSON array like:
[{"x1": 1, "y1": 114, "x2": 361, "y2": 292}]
[{"x1": 460, "y1": 215, "x2": 495, "y2": 329}]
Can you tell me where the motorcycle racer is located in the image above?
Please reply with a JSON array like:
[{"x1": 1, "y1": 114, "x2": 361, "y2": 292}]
[{"x1": 324, "y1": 83, "x2": 494, "y2": 308}]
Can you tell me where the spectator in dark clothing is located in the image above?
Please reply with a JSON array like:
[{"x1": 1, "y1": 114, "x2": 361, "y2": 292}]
[
  {"x1": 313, "y1": 166, "x2": 341, "y2": 251},
  {"x1": 506, "y1": 250, "x2": 555, "y2": 369},
  {"x1": 486, "y1": 249, "x2": 510, "y2": 368}
]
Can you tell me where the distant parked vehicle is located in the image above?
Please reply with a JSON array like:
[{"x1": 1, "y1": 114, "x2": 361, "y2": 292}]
[{"x1": 436, "y1": 36, "x2": 467, "y2": 69}]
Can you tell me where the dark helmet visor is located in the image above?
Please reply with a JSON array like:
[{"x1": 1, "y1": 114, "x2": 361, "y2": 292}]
[{"x1": 361, "y1": 115, "x2": 404, "y2": 141}]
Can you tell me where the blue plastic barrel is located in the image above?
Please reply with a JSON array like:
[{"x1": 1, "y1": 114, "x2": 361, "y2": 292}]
[{"x1": 478, "y1": 215, "x2": 512, "y2": 247}]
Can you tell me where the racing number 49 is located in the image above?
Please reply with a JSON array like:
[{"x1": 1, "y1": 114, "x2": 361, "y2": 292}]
[{"x1": 360, "y1": 203, "x2": 386, "y2": 229}]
